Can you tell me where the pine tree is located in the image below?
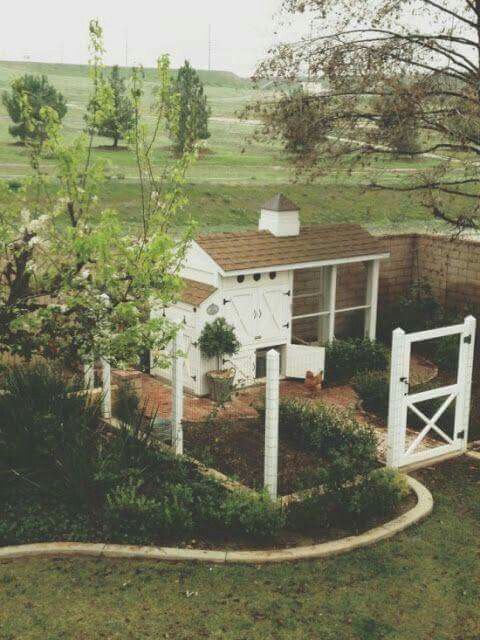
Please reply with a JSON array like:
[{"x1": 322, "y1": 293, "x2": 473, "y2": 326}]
[
  {"x1": 86, "y1": 65, "x2": 134, "y2": 149},
  {"x1": 2, "y1": 74, "x2": 67, "y2": 145},
  {"x1": 169, "y1": 60, "x2": 211, "y2": 155}
]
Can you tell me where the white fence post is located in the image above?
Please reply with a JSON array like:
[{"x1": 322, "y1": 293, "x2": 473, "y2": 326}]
[
  {"x1": 172, "y1": 330, "x2": 184, "y2": 455},
  {"x1": 386, "y1": 328, "x2": 408, "y2": 468},
  {"x1": 456, "y1": 315, "x2": 476, "y2": 451},
  {"x1": 83, "y1": 356, "x2": 95, "y2": 390},
  {"x1": 101, "y1": 357, "x2": 112, "y2": 419},
  {"x1": 264, "y1": 349, "x2": 280, "y2": 500}
]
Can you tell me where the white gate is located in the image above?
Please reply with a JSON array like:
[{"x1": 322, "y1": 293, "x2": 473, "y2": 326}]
[{"x1": 387, "y1": 316, "x2": 476, "y2": 470}]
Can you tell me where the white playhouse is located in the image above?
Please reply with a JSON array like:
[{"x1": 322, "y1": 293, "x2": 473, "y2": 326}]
[{"x1": 152, "y1": 195, "x2": 390, "y2": 396}]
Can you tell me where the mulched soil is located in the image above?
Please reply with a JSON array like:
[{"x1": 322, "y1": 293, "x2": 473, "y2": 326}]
[{"x1": 183, "y1": 418, "x2": 320, "y2": 496}]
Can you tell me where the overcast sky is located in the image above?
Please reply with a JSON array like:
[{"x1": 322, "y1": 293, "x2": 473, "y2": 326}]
[{"x1": 0, "y1": 0, "x2": 310, "y2": 77}]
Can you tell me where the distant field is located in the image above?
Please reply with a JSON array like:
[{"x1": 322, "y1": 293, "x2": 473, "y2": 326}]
[{"x1": 0, "y1": 60, "x2": 454, "y2": 232}]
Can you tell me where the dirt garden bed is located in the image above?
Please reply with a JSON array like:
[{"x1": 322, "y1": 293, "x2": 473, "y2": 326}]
[{"x1": 184, "y1": 418, "x2": 321, "y2": 495}]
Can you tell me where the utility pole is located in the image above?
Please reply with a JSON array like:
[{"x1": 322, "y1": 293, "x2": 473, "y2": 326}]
[{"x1": 208, "y1": 24, "x2": 212, "y2": 71}]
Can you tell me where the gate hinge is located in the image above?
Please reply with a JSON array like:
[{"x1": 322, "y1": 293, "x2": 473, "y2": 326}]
[
  {"x1": 223, "y1": 298, "x2": 231, "y2": 305},
  {"x1": 464, "y1": 335, "x2": 472, "y2": 344},
  {"x1": 457, "y1": 430, "x2": 465, "y2": 439},
  {"x1": 283, "y1": 322, "x2": 290, "y2": 329},
  {"x1": 284, "y1": 290, "x2": 291, "y2": 297}
]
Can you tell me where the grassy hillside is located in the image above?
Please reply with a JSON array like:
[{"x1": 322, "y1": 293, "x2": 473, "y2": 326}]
[
  {"x1": 0, "y1": 60, "x2": 250, "y2": 87},
  {"x1": 0, "y1": 60, "x2": 450, "y2": 233}
]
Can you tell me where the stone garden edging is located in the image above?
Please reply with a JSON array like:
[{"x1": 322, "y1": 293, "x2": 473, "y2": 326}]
[{"x1": 0, "y1": 476, "x2": 432, "y2": 565}]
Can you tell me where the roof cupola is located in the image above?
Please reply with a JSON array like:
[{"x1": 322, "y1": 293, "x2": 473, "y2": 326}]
[{"x1": 258, "y1": 193, "x2": 300, "y2": 237}]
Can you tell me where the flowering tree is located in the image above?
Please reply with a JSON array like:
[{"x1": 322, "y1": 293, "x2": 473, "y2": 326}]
[{"x1": 0, "y1": 21, "x2": 194, "y2": 370}]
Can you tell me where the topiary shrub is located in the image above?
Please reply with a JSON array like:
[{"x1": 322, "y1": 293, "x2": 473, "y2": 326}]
[
  {"x1": 198, "y1": 317, "x2": 240, "y2": 365},
  {"x1": 325, "y1": 338, "x2": 389, "y2": 385},
  {"x1": 352, "y1": 371, "x2": 390, "y2": 420}
]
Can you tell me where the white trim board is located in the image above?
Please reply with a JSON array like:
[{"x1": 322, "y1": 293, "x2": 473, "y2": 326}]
[{"x1": 217, "y1": 253, "x2": 390, "y2": 277}]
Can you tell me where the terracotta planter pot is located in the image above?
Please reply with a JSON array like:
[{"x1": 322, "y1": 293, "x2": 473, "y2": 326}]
[{"x1": 206, "y1": 369, "x2": 235, "y2": 403}]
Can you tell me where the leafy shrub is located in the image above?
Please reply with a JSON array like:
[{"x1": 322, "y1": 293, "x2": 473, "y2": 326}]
[
  {"x1": 279, "y1": 399, "x2": 378, "y2": 464},
  {"x1": 220, "y1": 489, "x2": 285, "y2": 541},
  {"x1": 352, "y1": 371, "x2": 390, "y2": 420},
  {"x1": 345, "y1": 468, "x2": 410, "y2": 520},
  {"x1": 0, "y1": 364, "x2": 101, "y2": 505},
  {"x1": 433, "y1": 335, "x2": 459, "y2": 373},
  {"x1": 115, "y1": 379, "x2": 141, "y2": 425},
  {"x1": 104, "y1": 477, "x2": 195, "y2": 543},
  {"x1": 286, "y1": 468, "x2": 408, "y2": 533},
  {"x1": 7, "y1": 179, "x2": 22, "y2": 192},
  {"x1": 380, "y1": 279, "x2": 444, "y2": 341},
  {"x1": 198, "y1": 317, "x2": 240, "y2": 361},
  {"x1": 0, "y1": 498, "x2": 94, "y2": 545},
  {"x1": 325, "y1": 338, "x2": 389, "y2": 384}
]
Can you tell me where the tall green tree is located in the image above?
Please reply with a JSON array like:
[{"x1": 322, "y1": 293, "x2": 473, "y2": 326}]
[
  {"x1": 168, "y1": 60, "x2": 211, "y2": 155},
  {"x1": 85, "y1": 65, "x2": 134, "y2": 149},
  {"x1": 2, "y1": 74, "x2": 67, "y2": 146}
]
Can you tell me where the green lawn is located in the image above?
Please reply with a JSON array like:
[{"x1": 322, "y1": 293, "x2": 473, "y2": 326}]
[{"x1": 0, "y1": 457, "x2": 479, "y2": 640}]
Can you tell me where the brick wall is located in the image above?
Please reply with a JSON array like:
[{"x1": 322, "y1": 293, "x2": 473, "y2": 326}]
[{"x1": 379, "y1": 233, "x2": 480, "y2": 315}]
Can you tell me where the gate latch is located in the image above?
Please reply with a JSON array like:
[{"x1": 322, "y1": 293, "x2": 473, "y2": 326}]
[
  {"x1": 400, "y1": 376, "x2": 410, "y2": 394},
  {"x1": 457, "y1": 430, "x2": 465, "y2": 439},
  {"x1": 464, "y1": 335, "x2": 472, "y2": 344}
]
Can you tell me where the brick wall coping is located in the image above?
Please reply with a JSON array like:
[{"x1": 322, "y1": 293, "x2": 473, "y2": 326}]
[{"x1": 379, "y1": 231, "x2": 480, "y2": 249}]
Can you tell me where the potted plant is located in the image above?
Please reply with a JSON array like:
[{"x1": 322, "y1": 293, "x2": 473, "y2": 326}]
[{"x1": 198, "y1": 318, "x2": 240, "y2": 402}]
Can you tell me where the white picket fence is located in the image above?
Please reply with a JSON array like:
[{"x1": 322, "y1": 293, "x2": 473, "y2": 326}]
[{"x1": 387, "y1": 316, "x2": 476, "y2": 470}]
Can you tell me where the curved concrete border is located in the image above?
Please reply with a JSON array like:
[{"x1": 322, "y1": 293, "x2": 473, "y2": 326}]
[{"x1": 0, "y1": 476, "x2": 432, "y2": 564}]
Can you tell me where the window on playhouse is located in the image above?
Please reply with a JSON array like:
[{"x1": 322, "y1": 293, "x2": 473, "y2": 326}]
[{"x1": 291, "y1": 260, "x2": 378, "y2": 345}]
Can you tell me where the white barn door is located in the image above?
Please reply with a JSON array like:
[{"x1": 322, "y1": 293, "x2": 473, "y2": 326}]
[
  {"x1": 387, "y1": 316, "x2": 476, "y2": 470},
  {"x1": 224, "y1": 285, "x2": 290, "y2": 345}
]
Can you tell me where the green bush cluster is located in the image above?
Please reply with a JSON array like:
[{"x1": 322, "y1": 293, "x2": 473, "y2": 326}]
[
  {"x1": 286, "y1": 468, "x2": 409, "y2": 533},
  {"x1": 279, "y1": 399, "x2": 377, "y2": 459},
  {"x1": 220, "y1": 489, "x2": 286, "y2": 541},
  {"x1": 380, "y1": 279, "x2": 445, "y2": 340},
  {"x1": 278, "y1": 399, "x2": 378, "y2": 487},
  {"x1": 352, "y1": 371, "x2": 390, "y2": 420},
  {"x1": 0, "y1": 365, "x2": 408, "y2": 546},
  {"x1": 433, "y1": 335, "x2": 459, "y2": 373},
  {"x1": 324, "y1": 338, "x2": 389, "y2": 384},
  {"x1": 0, "y1": 364, "x2": 284, "y2": 546},
  {"x1": 379, "y1": 279, "x2": 466, "y2": 373},
  {"x1": 278, "y1": 399, "x2": 407, "y2": 530}
]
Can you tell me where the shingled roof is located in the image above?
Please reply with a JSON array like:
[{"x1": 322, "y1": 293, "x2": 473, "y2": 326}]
[
  {"x1": 180, "y1": 278, "x2": 217, "y2": 307},
  {"x1": 196, "y1": 224, "x2": 388, "y2": 272}
]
